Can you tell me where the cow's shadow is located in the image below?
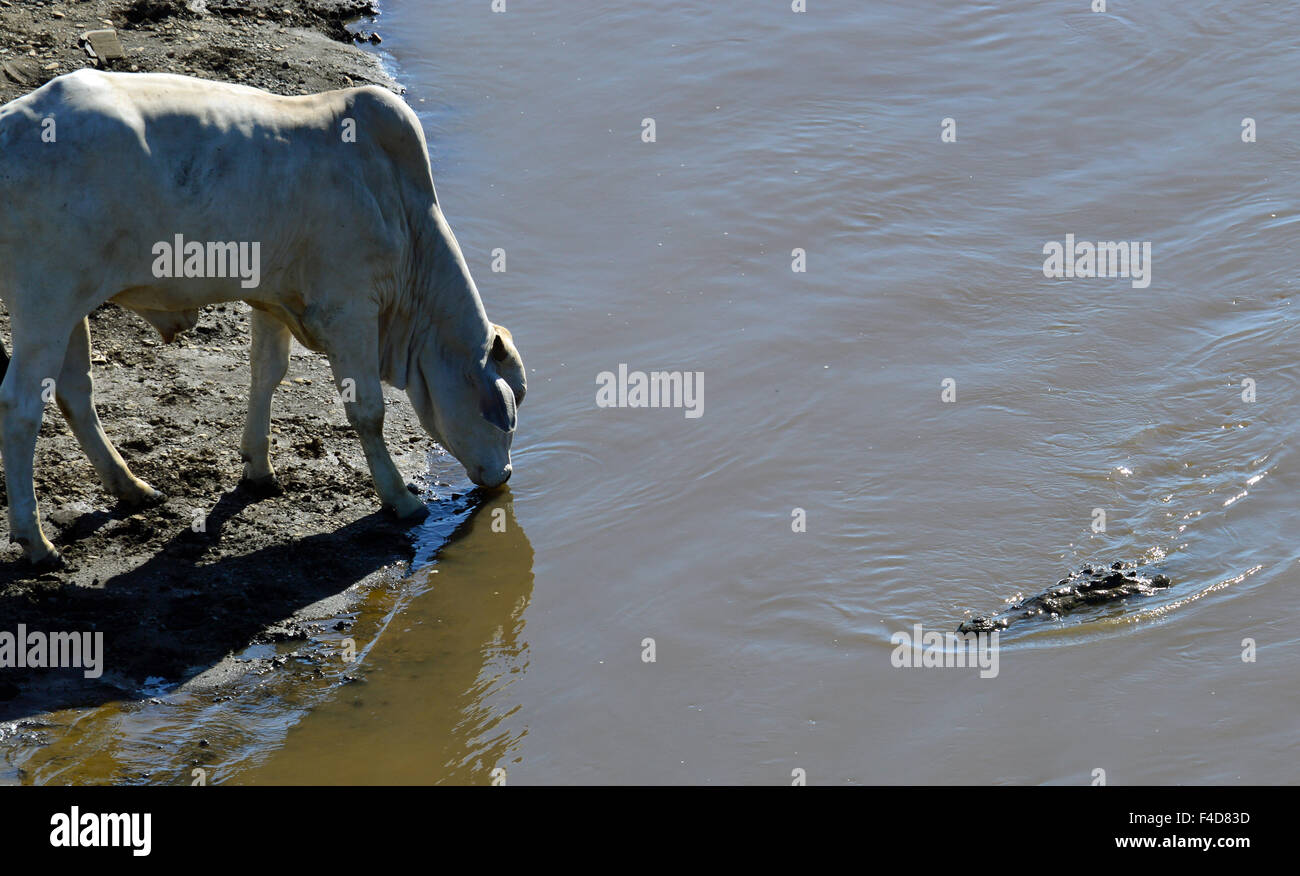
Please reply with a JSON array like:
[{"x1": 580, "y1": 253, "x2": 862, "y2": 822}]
[{"x1": 0, "y1": 485, "x2": 487, "y2": 721}]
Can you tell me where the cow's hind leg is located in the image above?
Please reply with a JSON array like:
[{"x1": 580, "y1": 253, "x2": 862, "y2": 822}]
[
  {"x1": 56, "y1": 318, "x2": 162, "y2": 506},
  {"x1": 239, "y1": 309, "x2": 291, "y2": 491},
  {"x1": 0, "y1": 320, "x2": 76, "y2": 564}
]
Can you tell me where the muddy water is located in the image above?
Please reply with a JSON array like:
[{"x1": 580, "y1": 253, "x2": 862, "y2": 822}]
[{"x1": 10, "y1": 0, "x2": 1300, "y2": 783}]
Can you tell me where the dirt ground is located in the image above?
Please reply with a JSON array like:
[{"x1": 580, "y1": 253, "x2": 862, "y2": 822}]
[
  {"x1": 0, "y1": 0, "x2": 393, "y2": 104},
  {"x1": 0, "y1": 1, "x2": 440, "y2": 719}
]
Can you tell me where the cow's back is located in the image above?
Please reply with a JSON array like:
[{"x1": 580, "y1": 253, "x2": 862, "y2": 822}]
[{"x1": 0, "y1": 71, "x2": 435, "y2": 299}]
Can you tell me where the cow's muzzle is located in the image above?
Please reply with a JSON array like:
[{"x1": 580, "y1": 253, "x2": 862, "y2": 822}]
[{"x1": 472, "y1": 463, "x2": 512, "y2": 489}]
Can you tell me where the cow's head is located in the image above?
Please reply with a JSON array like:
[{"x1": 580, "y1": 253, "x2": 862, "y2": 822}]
[{"x1": 409, "y1": 323, "x2": 526, "y2": 489}]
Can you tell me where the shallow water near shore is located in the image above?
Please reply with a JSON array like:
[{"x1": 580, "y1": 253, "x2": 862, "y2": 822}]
[
  {"x1": 238, "y1": 0, "x2": 1299, "y2": 784},
  {"x1": 7, "y1": 0, "x2": 1300, "y2": 783}
]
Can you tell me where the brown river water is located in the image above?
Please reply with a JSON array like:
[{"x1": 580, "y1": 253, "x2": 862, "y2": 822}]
[{"x1": 5, "y1": 0, "x2": 1300, "y2": 784}]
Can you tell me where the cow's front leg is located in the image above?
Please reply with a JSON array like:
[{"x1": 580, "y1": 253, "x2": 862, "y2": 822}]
[
  {"x1": 57, "y1": 318, "x2": 162, "y2": 506},
  {"x1": 0, "y1": 325, "x2": 74, "y2": 564},
  {"x1": 320, "y1": 318, "x2": 428, "y2": 521},
  {"x1": 239, "y1": 309, "x2": 291, "y2": 489}
]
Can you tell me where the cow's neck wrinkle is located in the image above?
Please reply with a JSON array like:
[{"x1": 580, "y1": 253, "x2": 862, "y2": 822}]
[{"x1": 380, "y1": 208, "x2": 491, "y2": 389}]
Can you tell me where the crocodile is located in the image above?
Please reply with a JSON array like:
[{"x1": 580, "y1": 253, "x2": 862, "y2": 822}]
[{"x1": 957, "y1": 561, "x2": 1172, "y2": 633}]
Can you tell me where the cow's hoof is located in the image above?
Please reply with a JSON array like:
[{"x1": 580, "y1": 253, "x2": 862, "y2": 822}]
[
  {"x1": 121, "y1": 485, "x2": 166, "y2": 508},
  {"x1": 28, "y1": 548, "x2": 65, "y2": 571},
  {"x1": 238, "y1": 475, "x2": 284, "y2": 498},
  {"x1": 387, "y1": 497, "x2": 430, "y2": 522}
]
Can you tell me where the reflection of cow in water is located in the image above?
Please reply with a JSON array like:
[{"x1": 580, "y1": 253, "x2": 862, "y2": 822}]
[
  {"x1": 959, "y1": 562, "x2": 1173, "y2": 633},
  {"x1": 0, "y1": 70, "x2": 526, "y2": 565}
]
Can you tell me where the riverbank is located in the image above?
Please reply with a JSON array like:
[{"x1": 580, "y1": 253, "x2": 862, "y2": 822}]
[
  {"x1": 0, "y1": 0, "x2": 440, "y2": 739},
  {"x1": 0, "y1": 0, "x2": 395, "y2": 103}
]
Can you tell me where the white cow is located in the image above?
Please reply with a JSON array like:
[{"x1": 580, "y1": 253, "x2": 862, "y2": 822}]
[{"x1": 0, "y1": 70, "x2": 525, "y2": 565}]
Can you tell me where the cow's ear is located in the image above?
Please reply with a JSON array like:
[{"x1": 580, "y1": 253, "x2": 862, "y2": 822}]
[
  {"x1": 490, "y1": 323, "x2": 526, "y2": 407},
  {"x1": 491, "y1": 331, "x2": 509, "y2": 362},
  {"x1": 480, "y1": 377, "x2": 516, "y2": 432}
]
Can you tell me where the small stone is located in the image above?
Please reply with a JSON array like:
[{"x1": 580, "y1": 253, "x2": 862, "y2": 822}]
[{"x1": 81, "y1": 30, "x2": 127, "y2": 64}]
